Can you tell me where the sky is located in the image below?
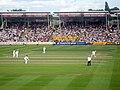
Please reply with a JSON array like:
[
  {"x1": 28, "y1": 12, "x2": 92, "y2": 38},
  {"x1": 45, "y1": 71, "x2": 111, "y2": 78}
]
[{"x1": 0, "y1": 0, "x2": 120, "y2": 12}]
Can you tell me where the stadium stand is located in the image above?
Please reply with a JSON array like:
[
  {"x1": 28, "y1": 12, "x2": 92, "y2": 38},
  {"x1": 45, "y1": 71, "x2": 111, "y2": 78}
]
[
  {"x1": 0, "y1": 23, "x2": 120, "y2": 43},
  {"x1": 0, "y1": 11, "x2": 120, "y2": 44}
]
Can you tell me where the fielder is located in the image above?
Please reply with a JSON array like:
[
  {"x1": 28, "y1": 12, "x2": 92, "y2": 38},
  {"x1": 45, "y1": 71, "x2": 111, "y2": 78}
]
[
  {"x1": 13, "y1": 49, "x2": 16, "y2": 58},
  {"x1": 24, "y1": 55, "x2": 29, "y2": 64},
  {"x1": 87, "y1": 55, "x2": 91, "y2": 66},
  {"x1": 15, "y1": 50, "x2": 19, "y2": 58},
  {"x1": 91, "y1": 50, "x2": 96, "y2": 58},
  {"x1": 43, "y1": 46, "x2": 46, "y2": 53}
]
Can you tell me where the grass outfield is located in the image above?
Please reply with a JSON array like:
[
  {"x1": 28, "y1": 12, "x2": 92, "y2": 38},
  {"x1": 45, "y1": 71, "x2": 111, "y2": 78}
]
[{"x1": 0, "y1": 45, "x2": 120, "y2": 90}]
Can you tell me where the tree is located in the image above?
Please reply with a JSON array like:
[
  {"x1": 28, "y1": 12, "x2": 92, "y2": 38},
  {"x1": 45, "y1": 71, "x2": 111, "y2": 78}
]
[
  {"x1": 88, "y1": 9, "x2": 104, "y2": 11},
  {"x1": 110, "y1": 7, "x2": 120, "y2": 11},
  {"x1": 105, "y1": 1, "x2": 110, "y2": 12},
  {"x1": 88, "y1": 9, "x2": 93, "y2": 11},
  {"x1": 11, "y1": 9, "x2": 26, "y2": 11}
]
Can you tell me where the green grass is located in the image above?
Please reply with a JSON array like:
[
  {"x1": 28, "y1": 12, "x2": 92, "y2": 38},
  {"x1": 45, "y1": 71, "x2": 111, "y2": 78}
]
[{"x1": 0, "y1": 45, "x2": 120, "y2": 90}]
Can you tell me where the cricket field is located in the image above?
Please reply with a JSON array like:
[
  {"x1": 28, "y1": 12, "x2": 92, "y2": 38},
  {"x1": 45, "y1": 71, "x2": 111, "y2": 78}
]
[{"x1": 0, "y1": 45, "x2": 120, "y2": 90}]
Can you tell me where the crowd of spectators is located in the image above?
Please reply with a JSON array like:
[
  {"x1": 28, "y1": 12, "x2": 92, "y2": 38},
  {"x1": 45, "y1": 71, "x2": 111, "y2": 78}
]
[
  {"x1": 79, "y1": 25, "x2": 120, "y2": 43},
  {"x1": 51, "y1": 22, "x2": 81, "y2": 42},
  {"x1": 0, "y1": 22, "x2": 120, "y2": 43},
  {"x1": 0, "y1": 23, "x2": 53, "y2": 42}
]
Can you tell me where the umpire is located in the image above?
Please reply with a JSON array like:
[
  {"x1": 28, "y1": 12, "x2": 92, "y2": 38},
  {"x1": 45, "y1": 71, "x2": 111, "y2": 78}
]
[{"x1": 87, "y1": 55, "x2": 91, "y2": 66}]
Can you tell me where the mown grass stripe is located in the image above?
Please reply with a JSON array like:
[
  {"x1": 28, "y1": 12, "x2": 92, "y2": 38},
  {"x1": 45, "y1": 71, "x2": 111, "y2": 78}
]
[
  {"x1": 65, "y1": 65, "x2": 97, "y2": 90},
  {"x1": 84, "y1": 61, "x2": 113, "y2": 90},
  {"x1": 18, "y1": 75, "x2": 56, "y2": 90},
  {"x1": 0, "y1": 75, "x2": 39, "y2": 90},
  {"x1": 31, "y1": 56, "x2": 112, "y2": 58},
  {"x1": 41, "y1": 75, "x2": 75, "y2": 90},
  {"x1": 110, "y1": 46, "x2": 120, "y2": 90},
  {"x1": 0, "y1": 75, "x2": 20, "y2": 86}
]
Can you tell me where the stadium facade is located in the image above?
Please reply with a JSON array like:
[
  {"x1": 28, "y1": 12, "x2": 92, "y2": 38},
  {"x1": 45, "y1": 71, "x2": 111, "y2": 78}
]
[
  {"x1": 0, "y1": 11, "x2": 120, "y2": 29},
  {"x1": 0, "y1": 12, "x2": 50, "y2": 29}
]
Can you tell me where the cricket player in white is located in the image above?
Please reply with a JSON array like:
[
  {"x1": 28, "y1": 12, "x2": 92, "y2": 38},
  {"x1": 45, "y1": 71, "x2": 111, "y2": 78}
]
[
  {"x1": 13, "y1": 50, "x2": 16, "y2": 58},
  {"x1": 43, "y1": 46, "x2": 46, "y2": 53},
  {"x1": 24, "y1": 55, "x2": 29, "y2": 64},
  {"x1": 87, "y1": 55, "x2": 91, "y2": 66},
  {"x1": 15, "y1": 50, "x2": 19, "y2": 58},
  {"x1": 91, "y1": 50, "x2": 96, "y2": 58}
]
